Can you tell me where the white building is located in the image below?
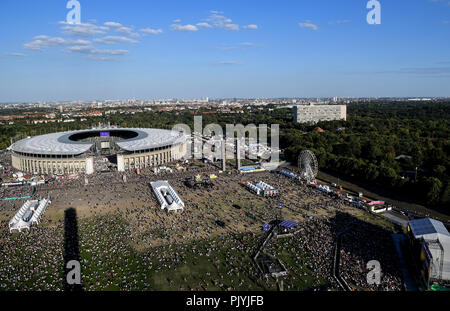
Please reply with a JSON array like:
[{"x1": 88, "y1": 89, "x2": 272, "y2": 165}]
[{"x1": 293, "y1": 104, "x2": 347, "y2": 124}]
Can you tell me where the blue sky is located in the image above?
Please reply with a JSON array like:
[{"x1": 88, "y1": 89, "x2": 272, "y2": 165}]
[{"x1": 0, "y1": 0, "x2": 449, "y2": 102}]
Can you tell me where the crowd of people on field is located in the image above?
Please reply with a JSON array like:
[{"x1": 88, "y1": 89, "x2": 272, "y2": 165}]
[
  {"x1": 339, "y1": 220, "x2": 404, "y2": 291},
  {"x1": 0, "y1": 160, "x2": 406, "y2": 291}
]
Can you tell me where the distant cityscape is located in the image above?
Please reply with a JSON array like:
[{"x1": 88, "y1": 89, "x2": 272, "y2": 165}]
[{"x1": 0, "y1": 97, "x2": 444, "y2": 126}]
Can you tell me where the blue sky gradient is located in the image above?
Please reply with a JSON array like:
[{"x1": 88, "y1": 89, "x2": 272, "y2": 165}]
[{"x1": 0, "y1": 0, "x2": 449, "y2": 101}]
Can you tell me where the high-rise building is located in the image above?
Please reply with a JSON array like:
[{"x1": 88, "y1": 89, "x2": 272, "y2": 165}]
[{"x1": 293, "y1": 104, "x2": 347, "y2": 124}]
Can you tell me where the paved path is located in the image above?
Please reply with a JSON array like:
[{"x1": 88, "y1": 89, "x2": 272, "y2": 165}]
[{"x1": 382, "y1": 211, "x2": 409, "y2": 228}]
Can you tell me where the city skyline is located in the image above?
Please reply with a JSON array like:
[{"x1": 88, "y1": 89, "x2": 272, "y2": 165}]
[{"x1": 1, "y1": 0, "x2": 450, "y2": 102}]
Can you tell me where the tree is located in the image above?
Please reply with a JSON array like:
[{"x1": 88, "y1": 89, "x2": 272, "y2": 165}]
[
  {"x1": 366, "y1": 163, "x2": 380, "y2": 181},
  {"x1": 425, "y1": 177, "x2": 443, "y2": 205},
  {"x1": 440, "y1": 183, "x2": 450, "y2": 207}
]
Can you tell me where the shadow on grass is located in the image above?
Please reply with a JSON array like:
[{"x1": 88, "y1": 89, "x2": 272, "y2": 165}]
[{"x1": 64, "y1": 208, "x2": 83, "y2": 291}]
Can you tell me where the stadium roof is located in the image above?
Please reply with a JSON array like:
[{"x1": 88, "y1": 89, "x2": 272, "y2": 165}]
[
  {"x1": 115, "y1": 129, "x2": 184, "y2": 152},
  {"x1": 11, "y1": 128, "x2": 185, "y2": 156},
  {"x1": 12, "y1": 132, "x2": 92, "y2": 155}
]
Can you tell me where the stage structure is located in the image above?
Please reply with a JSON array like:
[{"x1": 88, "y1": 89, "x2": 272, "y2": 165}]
[
  {"x1": 408, "y1": 218, "x2": 450, "y2": 284},
  {"x1": 150, "y1": 180, "x2": 185, "y2": 213}
]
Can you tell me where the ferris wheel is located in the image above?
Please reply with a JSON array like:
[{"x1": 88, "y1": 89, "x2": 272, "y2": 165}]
[{"x1": 298, "y1": 150, "x2": 318, "y2": 184}]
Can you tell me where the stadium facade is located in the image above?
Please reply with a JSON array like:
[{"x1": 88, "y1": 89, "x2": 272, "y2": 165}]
[
  {"x1": 293, "y1": 104, "x2": 347, "y2": 124},
  {"x1": 11, "y1": 128, "x2": 187, "y2": 175}
]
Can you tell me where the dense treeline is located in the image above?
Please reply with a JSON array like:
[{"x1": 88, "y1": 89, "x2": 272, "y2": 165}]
[
  {"x1": 0, "y1": 101, "x2": 449, "y2": 209},
  {"x1": 282, "y1": 102, "x2": 450, "y2": 209}
]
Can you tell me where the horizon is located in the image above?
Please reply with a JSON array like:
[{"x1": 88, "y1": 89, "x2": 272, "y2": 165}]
[
  {"x1": 1, "y1": 0, "x2": 450, "y2": 102},
  {"x1": 1, "y1": 96, "x2": 449, "y2": 105}
]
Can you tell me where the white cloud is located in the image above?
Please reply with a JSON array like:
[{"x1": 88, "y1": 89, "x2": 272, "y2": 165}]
[
  {"x1": 104, "y1": 22, "x2": 123, "y2": 28},
  {"x1": 67, "y1": 45, "x2": 129, "y2": 56},
  {"x1": 94, "y1": 36, "x2": 139, "y2": 44},
  {"x1": 24, "y1": 36, "x2": 66, "y2": 50},
  {"x1": 196, "y1": 22, "x2": 212, "y2": 28},
  {"x1": 243, "y1": 24, "x2": 258, "y2": 30},
  {"x1": 23, "y1": 20, "x2": 161, "y2": 60},
  {"x1": 172, "y1": 11, "x2": 257, "y2": 33},
  {"x1": 60, "y1": 22, "x2": 109, "y2": 37},
  {"x1": 140, "y1": 28, "x2": 163, "y2": 35},
  {"x1": 217, "y1": 42, "x2": 256, "y2": 50},
  {"x1": 218, "y1": 61, "x2": 242, "y2": 65},
  {"x1": 116, "y1": 26, "x2": 132, "y2": 34},
  {"x1": 3, "y1": 52, "x2": 27, "y2": 57},
  {"x1": 299, "y1": 21, "x2": 318, "y2": 31},
  {"x1": 329, "y1": 19, "x2": 351, "y2": 25},
  {"x1": 93, "y1": 49, "x2": 129, "y2": 55},
  {"x1": 171, "y1": 24, "x2": 199, "y2": 32},
  {"x1": 115, "y1": 26, "x2": 140, "y2": 37},
  {"x1": 23, "y1": 34, "x2": 129, "y2": 61},
  {"x1": 67, "y1": 45, "x2": 94, "y2": 53},
  {"x1": 86, "y1": 55, "x2": 116, "y2": 61},
  {"x1": 205, "y1": 11, "x2": 240, "y2": 31},
  {"x1": 224, "y1": 24, "x2": 239, "y2": 31},
  {"x1": 23, "y1": 35, "x2": 91, "y2": 50}
]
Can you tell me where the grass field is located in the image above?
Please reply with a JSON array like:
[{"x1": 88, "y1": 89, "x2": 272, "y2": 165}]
[{"x1": 0, "y1": 170, "x2": 403, "y2": 291}]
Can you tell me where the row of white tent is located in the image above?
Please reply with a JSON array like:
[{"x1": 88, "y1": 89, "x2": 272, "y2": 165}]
[
  {"x1": 317, "y1": 184, "x2": 332, "y2": 194},
  {"x1": 246, "y1": 180, "x2": 278, "y2": 197},
  {"x1": 255, "y1": 181, "x2": 274, "y2": 191},
  {"x1": 9, "y1": 198, "x2": 51, "y2": 233},
  {"x1": 279, "y1": 170, "x2": 297, "y2": 179}
]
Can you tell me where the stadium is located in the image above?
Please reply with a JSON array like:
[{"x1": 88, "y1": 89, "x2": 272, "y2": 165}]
[{"x1": 10, "y1": 128, "x2": 188, "y2": 175}]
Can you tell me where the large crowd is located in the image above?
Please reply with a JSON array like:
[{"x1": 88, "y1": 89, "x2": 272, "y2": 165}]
[
  {"x1": 0, "y1": 186, "x2": 34, "y2": 200},
  {"x1": 0, "y1": 157, "x2": 407, "y2": 291},
  {"x1": 339, "y1": 219, "x2": 404, "y2": 291}
]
